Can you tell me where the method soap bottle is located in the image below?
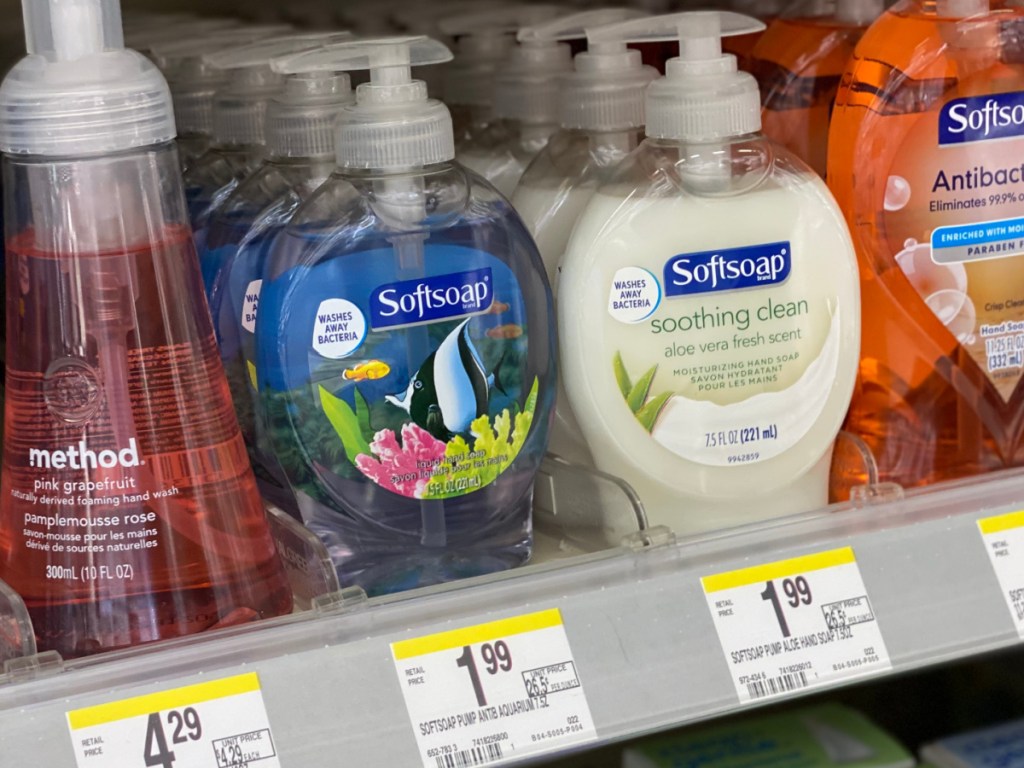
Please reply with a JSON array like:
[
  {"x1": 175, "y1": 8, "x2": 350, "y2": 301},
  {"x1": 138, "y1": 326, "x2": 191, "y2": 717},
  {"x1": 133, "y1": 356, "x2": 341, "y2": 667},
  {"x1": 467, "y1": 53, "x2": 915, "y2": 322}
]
[
  {"x1": 828, "y1": 0, "x2": 1024, "y2": 493},
  {"x1": 559, "y1": 12, "x2": 860, "y2": 533},
  {"x1": 258, "y1": 37, "x2": 555, "y2": 594},
  {"x1": 202, "y1": 54, "x2": 354, "y2": 517},
  {"x1": 750, "y1": 0, "x2": 885, "y2": 177},
  {"x1": 0, "y1": 0, "x2": 291, "y2": 658},
  {"x1": 512, "y1": 8, "x2": 656, "y2": 466}
]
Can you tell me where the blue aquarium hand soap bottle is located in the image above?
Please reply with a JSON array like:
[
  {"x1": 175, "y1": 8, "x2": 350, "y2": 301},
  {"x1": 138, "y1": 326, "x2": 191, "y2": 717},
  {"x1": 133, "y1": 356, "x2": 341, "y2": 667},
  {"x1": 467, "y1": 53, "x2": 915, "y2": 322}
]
[
  {"x1": 258, "y1": 36, "x2": 556, "y2": 594},
  {"x1": 202, "y1": 54, "x2": 354, "y2": 516}
]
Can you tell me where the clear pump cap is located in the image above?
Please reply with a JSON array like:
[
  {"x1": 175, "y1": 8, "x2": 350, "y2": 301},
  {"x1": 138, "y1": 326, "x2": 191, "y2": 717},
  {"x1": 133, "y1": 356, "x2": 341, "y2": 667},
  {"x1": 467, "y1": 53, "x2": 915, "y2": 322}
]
[
  {"x1": 520, "y1": 8, "x2": 657, "y2": 132},
  {"x1": 154, "y1": 28, "x2": 295, "y2": 138},
  {"x1": 0, "y1": 0, "x2": 176, "y2": 156},
  {"x1": 439, "y1": 5, "x2": 565, "y2": 108},
  {"x1": 276, "y1": 36, "x2": 454, "y2": 169},
  {"x1": 589, "y1": 11, "x2": 765, "y2": 142},
  {"x1": 267, "y1": 47, "x2": 355, "y2": 159},
  {"x1": 204, "y1": 33, "x2": 350, "y2": 148}
]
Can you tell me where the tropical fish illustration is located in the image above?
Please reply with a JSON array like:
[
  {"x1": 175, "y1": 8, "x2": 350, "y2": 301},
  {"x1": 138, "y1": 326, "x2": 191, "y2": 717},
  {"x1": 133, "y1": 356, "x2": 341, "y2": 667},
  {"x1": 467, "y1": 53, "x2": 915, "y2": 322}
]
[
  {"x1": 487, "y1": 299, "x2": 511, "y2": 315},
  {"x1": 343, "y1": 360, "x2": 391, "y2": 382},
  {"x1": 486, "y1": 323, "x2": 523, "y2": 340},
  {"x1": 385, "y1": 319, "x2": 504, "y2": 440}
]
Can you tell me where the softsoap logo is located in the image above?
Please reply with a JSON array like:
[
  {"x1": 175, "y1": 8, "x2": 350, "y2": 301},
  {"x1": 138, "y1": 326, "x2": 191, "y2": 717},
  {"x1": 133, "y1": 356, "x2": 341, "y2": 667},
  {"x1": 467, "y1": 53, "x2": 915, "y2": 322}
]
[
  {"x1": 29, "y1": 439, "x2": 142, "y2": 470},
  {"x1": 664, "y1": 242, "x2": 791, "y2": 297},
  {"x1": 370, "y1": 269, "x2": 493, "y2": 329},
  {"x1": 940, "y1": 92, "x2": 1024, "y2": 146}
]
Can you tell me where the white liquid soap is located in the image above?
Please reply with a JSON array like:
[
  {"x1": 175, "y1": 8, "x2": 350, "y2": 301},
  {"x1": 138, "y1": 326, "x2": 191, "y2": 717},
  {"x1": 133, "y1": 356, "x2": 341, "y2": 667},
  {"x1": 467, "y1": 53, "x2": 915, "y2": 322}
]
[{"x1": 558, "y1": 11, "x2": 860, "y2": 534}]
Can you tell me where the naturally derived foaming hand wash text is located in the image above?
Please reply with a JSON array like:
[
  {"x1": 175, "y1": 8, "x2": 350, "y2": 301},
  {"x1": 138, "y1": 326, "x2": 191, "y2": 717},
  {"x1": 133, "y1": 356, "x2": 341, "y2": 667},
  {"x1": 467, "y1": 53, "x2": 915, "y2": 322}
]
[
  {"x1": 828, "y1": 0, "x2": 1024, "y2": 494},
  {"x1": 255, "y1": 37, "x2": 555, "y2": 595},
  {"x1": 558, "y1": 11, "x2": 861, "y2": 534}
]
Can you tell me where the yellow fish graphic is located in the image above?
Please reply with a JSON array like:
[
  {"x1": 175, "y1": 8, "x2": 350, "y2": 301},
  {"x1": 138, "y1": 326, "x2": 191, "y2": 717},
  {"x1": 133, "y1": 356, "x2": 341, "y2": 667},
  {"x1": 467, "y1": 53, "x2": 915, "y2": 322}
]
[
  {"x1": 343, "y1": 360, "x2": 391, "y2": 382},
  {"x1": 487, "y1": 299, "x2": 511, "y2": 315}
]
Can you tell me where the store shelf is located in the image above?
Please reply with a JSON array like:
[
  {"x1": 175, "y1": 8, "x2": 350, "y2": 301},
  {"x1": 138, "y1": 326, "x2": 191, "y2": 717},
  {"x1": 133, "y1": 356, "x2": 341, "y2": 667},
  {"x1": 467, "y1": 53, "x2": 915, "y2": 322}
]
[{"x1": 3, "y1": 467, "x2": 1024, "y2": 767}]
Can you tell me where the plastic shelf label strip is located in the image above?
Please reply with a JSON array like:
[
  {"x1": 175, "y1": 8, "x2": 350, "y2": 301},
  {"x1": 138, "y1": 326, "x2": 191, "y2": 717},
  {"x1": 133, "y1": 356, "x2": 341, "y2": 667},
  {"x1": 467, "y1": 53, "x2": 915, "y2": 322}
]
[
  {"x1": 390, "y1": 608, "x2": 597, "y2": 768},
  {"x1": 65, "y1": 672, "x2": 279, "y2": 768},
  {"x1": 701, "y1": 546, "x2": 893, "y2": 703},
  {"x1": 978, "y1": 510, "x2": 1024, "y2": 637}
]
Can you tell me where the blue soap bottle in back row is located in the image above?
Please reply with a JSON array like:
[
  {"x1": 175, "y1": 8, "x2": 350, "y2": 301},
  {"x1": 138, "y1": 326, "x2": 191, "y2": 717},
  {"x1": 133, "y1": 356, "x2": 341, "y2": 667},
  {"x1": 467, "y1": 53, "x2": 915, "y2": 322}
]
[
  {"x1": 256, "y1": 36, "x2": 556, "y2": 595},
  {"x1": 201, "y1": 54, "x2": 354, "y2": 517}
]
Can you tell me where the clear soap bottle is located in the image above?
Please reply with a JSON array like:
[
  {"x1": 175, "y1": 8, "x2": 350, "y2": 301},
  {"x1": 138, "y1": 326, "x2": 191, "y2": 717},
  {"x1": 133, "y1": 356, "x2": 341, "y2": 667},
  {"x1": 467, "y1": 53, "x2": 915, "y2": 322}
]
[
  {"x1": 749, "y1": 0, "x2": 886, "y2": 177},
  {"x1": 0, "y1": 0, "x2": 292, "y2": 658},
  {"x1": 257, "y1": 37, "x2": 555, "y2": 594},
  {"x1": 828, "y1": 0, "x2": 1024, "y2": 494},
  {"x1": 511, "y1": 8, "x2": 657, "y2": 468},
  {"x1": 559, "y1": 12, "x2": 861, "y2": 535},
  {"x1": 202, "y1": 55, "x2": 354, "y2": 518}
]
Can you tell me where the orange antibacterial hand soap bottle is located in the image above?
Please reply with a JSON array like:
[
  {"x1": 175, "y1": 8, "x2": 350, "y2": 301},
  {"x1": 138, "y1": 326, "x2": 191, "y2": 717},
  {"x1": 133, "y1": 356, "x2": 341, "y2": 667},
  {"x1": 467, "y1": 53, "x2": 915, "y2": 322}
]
[
  {"x1": 0, "y1": 0, "x2": 292, "y2": 658},
  {"x1": 828, "y1": 0, "x2": 1024, "y2": 495},
  {"x1": 750, "y1": 0, "x2": 886, "y2": 177}
]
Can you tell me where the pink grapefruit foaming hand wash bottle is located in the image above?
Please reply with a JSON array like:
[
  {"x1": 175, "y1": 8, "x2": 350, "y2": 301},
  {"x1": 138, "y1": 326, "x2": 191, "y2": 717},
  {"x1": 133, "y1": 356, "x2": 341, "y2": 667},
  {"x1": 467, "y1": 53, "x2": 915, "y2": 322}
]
[{"x1": 0, "y1": 0, "x2": 292, "y2": 659}]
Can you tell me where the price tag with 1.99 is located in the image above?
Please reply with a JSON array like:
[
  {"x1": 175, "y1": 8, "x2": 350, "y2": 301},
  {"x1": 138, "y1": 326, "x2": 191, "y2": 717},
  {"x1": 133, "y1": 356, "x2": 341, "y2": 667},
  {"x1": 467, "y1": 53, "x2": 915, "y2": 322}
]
[
  {"x1": 702, "y1": 547, "x2": 892, "y2": 703},
  {"x1": 391, "y1": 609, "x2": 597, "y2": 768}
]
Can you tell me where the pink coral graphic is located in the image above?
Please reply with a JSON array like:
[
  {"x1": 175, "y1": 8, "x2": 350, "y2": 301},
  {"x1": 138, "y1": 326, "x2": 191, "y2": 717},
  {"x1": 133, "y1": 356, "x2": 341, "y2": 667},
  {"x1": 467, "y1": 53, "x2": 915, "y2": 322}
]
[{"x1": 355, "y1": 423, "x2": 448, "y2": 498}]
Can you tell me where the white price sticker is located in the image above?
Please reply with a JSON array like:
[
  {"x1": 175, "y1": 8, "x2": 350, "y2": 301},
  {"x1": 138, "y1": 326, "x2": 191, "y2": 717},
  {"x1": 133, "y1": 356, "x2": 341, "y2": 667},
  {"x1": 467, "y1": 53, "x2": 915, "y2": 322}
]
[
  {"x1": 702, "y1": 547, "x2": 891, "y2": 703},
  {"x1": 391, "y1": 608, "x2": 596, "y2": 768},
  {"x1": 66, "y1": 673, "x2": 279, "y2": 768},
  {"x1": 979, "y1": 510, "x2": 1024, "y2": 635}
]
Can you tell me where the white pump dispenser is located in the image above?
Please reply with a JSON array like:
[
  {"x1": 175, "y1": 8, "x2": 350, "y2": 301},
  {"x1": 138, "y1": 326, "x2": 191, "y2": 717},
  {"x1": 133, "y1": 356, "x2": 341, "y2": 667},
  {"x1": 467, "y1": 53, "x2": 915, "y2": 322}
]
[
  {"x1": 558, "y1": 10, "x2": 861, "y2": 534},
  {"x1": 277, "y1": 36, "x2": 455, "y2": 172},
  {"x1": 0, "y1": 0, "x2": 174, "y2": 156},
  {"x1": 182, "y1": 33, "x2": 349, "y2": 250},
  {"x1": 587, "y1": 11, "x2": 765, "y2": 143},
  {"x1": 152, "y1": 27, "x2": 292, "y2": 170}
]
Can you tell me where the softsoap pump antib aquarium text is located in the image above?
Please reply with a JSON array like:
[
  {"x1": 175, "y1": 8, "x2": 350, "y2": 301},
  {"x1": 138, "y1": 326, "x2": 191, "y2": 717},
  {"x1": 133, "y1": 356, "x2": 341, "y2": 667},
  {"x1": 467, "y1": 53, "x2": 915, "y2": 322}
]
[
  {"x1": 511, "y1": 7, "x2": 656, "y2": 468},
  {"x1": 828, "y1": 0, "x2": 1024, "y2": 494},
  {"x1": 0, "y1": 0, "x2": 292, "y2": 658},
  {"x1": 256, "y1": 37, "x2": 555, "y2": 595},
  {"x1": 559, "y1": 11, "x2": 860, "y2": 534},
  {"x1": 202, "y1": 49, "x2": 355, "y2": 519}
]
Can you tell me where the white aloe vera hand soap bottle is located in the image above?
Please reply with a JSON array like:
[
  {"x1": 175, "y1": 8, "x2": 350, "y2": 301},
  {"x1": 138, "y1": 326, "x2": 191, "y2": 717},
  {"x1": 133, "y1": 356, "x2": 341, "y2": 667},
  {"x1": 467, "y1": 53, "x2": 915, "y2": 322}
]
[{"x1": 558, "y1": 11, "x2": 860, "y2": 534}]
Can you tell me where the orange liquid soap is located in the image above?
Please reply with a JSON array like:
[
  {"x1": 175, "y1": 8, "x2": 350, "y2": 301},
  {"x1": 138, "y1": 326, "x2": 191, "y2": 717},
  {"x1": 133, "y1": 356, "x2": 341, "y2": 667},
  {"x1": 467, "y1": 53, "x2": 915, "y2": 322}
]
[
  {"x1": 751, "y1": 1, "x2": 883, "y2": 177},
  {"x1": 828, "y1": 0, "x2": 1024, "y2": 495}
]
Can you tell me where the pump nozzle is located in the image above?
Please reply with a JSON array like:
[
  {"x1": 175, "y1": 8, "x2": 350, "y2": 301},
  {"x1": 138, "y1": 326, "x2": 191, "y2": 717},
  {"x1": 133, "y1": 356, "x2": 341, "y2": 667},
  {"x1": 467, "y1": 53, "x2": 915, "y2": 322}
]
[
  {"x1": 203, "y1": 32, "x2": 352, "y2": 149},
  {"x1": 588, "y1": 11, "x2": 765, "y2": 142},
  {"x1": 437, "y1": 5, "x2": 565, "y2": 108},
  {"x1": 276, "y1": 36, "x2": 454, "y2": 169},
  {"x1": 517, "y1": 8, "x2": 657, "y2": 132}
]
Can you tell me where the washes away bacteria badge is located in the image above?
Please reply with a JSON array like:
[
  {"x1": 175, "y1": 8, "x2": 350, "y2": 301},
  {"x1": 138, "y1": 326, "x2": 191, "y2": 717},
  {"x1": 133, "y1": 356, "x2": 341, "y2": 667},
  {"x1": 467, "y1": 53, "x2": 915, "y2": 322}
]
[{"x1": 280, "y1": 247, "x2": 537, "y2": 501}]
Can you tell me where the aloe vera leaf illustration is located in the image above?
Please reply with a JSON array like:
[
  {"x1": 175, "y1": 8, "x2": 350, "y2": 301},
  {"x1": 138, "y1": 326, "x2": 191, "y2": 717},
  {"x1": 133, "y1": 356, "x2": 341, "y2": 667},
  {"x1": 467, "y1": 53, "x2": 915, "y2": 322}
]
[
  {"x1": 354, "y1": 387, "x2": 373, "y2": 441},
  {"x1": 613, "y1": 352, "x2": 632, "y2": 400},
  {"x1": 319, "y1": 385, "x2": 373, "y2": 459},
  {"x1": 627, "y1": 366, "x2": 657, "y2": 413},
  {"x1": 636, "y1": 392, "x2": 672, "y2": 432}
]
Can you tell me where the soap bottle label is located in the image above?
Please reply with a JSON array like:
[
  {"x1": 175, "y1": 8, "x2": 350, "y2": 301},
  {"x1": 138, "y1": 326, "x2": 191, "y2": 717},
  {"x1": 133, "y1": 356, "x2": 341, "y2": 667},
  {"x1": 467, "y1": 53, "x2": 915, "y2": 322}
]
[
  {"x1": 607, "y1": 240, "x2": 841, "y2": 467},
  {"x1": 884, "y1": 86, "x2": 1024, "y2": 402},
  {"x1": 266, "y1": 245, "x2": 537, "y2": 501}
]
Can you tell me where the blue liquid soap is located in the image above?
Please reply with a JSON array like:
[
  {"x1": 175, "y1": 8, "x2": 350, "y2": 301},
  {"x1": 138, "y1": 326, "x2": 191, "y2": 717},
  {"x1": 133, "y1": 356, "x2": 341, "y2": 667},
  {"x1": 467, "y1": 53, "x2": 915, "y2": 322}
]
[
  {"x1": 256, "y1": 35, "x2": 554, "y2": 595},
  {"x1": 200, "y1": 65, "x2": 353, "y2": 516}
]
